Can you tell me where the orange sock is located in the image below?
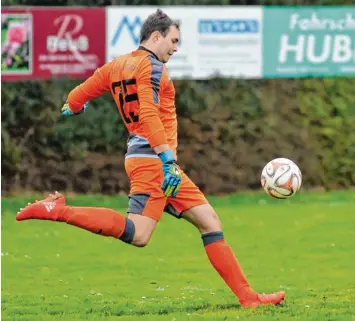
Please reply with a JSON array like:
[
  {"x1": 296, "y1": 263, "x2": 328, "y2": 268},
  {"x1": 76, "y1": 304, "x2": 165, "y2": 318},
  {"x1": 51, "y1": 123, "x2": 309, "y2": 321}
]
[
  {"x1": 202, "y1": 232, "x2": 256, "y2": 300},
  {"x1": 59, "y1": 206, "x2": 133, "y2": 242}
]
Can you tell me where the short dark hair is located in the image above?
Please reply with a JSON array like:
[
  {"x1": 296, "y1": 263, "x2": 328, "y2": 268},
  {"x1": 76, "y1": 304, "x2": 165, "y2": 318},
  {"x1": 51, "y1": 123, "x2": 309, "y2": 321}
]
[{"x1": 140, "y1": 9, "x2": 179, "y2": 43}]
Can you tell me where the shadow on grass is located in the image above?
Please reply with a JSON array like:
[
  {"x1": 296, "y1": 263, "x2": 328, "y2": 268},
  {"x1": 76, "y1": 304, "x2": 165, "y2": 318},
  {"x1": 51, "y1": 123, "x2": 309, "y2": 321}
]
[{"x1": 91, "y1": 302, "x2": 243, "y2": 317}]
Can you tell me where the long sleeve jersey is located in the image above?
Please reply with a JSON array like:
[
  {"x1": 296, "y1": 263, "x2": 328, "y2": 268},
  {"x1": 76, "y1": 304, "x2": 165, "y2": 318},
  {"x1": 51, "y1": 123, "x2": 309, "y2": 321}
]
[{"x1": 68, "y1": 46, "x2": 177, "y2": 159}]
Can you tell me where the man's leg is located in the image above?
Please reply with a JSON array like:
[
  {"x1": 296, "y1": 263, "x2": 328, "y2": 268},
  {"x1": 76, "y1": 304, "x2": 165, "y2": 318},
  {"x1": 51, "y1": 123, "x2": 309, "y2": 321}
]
[
  {"x1": 181, "y1": 203, "x2": 285, "y2": 307},
  {"x1": 16, "y1": 158, "x2": 168, "y2": 247},
  {"x1": 16, "y1": 192, "x2": 158, "y2": 247}
]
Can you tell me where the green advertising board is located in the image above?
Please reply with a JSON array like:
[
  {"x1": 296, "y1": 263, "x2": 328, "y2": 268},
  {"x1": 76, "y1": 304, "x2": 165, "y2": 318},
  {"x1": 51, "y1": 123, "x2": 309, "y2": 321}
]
[{"x1": 263, "y1": 7, "x2": 355, "y2": 78}]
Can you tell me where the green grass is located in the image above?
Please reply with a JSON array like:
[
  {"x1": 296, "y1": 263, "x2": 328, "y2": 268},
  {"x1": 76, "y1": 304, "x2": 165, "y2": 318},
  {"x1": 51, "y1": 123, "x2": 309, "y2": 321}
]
[{"x1": 2, "y1": 191, "x2": 355, "y2": 321}]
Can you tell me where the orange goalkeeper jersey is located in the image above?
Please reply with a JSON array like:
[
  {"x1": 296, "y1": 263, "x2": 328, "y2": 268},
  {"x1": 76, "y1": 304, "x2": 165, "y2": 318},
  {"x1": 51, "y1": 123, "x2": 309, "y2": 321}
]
[{"x1": 67, "y1": 46, "x2": 177, "y2": 159}]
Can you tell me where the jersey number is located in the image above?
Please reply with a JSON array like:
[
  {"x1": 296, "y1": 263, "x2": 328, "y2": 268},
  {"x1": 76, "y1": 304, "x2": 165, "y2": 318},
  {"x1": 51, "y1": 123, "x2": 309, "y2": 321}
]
[{"x1": 112, "y1": 79, "x2": 139, "y2": 124}]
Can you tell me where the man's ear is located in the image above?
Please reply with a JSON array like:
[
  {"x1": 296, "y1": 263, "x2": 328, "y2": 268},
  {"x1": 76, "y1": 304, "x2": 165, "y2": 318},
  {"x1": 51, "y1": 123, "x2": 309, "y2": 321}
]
[{"x1": 152, "y1": 31, "x2": 161, "y2": 43}]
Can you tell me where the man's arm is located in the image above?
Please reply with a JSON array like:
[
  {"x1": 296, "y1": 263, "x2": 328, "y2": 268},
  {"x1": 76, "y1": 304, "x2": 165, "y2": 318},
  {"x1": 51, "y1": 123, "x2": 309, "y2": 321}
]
[
  {"x1": 153, "y1": 144, "x2": 170, "y2": 154},
  {"x1": 136, "y1": 57, "x2": 181, "y2": 197},
  {"x1": 67, "y1": 63, "x2": 111, "y2": 113},
  {"x1": 136, "y1": 57, "x2": 168, "y2": 149}
]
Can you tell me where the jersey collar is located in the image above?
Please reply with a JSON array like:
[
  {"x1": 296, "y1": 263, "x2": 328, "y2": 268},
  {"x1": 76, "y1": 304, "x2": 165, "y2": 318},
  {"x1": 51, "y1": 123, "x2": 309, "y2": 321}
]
[{"x1": 138, "y1": 45, "x2": 159, "y2": 61}]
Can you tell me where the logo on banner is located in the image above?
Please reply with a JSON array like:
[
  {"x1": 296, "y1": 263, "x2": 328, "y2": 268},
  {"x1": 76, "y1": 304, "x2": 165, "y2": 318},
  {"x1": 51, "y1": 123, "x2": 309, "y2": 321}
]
[
  {"x1": 111, "y1": 16, "x2": 142, "y2": 47},
  {"x1": 196, "y1": 13, "x2": 262, "y2": 79},
  {"x1": 198, "y1": 19, "x2": 259, "y2": 34},
  {"x1": 279, "y1": 13, "x2": 355, "y2": 64},
  {"x1": 1, "y1": 14, "x2": 32, "y2": 74},
  {"x1": 263, "y1": 8, "x2": 355, "y2": 77},
  {"x1": 46, "y1": 14, "x2": 91, "y2": 63},
  {"x1": 2, "y1": 8, "x2": 105, "y2": 80}
]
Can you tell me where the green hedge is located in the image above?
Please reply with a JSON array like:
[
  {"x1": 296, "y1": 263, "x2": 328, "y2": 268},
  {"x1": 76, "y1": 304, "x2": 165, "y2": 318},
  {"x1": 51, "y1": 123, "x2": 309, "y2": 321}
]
[
  {"x1": 2, "y1": 1, "x2": 354, "y2": 194},
  {"x1": 2, "y1": 78, "x2": 355, "y2": 195}
]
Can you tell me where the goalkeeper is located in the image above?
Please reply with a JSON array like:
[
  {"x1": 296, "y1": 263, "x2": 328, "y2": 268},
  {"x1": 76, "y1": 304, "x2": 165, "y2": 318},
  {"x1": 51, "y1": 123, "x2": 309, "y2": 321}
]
[{"x1": 16, "y1": 9, "x2": 285, "y2": 308}]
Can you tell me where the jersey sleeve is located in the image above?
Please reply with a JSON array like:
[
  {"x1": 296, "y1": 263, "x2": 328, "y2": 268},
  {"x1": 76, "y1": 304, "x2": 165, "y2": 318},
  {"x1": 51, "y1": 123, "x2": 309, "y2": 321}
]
[
  {"x1": 67, "y1": 62, "x2": 112, "y2": 113},
  {"x1": 136, "y1": 56, "x2": 168, "y2": 148}
]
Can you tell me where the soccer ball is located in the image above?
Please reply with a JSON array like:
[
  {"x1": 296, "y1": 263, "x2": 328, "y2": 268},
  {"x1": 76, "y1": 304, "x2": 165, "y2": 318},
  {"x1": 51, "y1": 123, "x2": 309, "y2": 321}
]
[{"x1": 261, "y1": 158, "x2": 302, "y2": 199}]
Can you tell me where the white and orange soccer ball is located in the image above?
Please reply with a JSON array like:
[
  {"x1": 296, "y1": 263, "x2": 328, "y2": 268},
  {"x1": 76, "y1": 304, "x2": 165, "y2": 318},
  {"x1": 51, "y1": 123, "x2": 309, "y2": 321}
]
[{"x1": 261, "y1": 158, "x2": 302, "y2": 199}]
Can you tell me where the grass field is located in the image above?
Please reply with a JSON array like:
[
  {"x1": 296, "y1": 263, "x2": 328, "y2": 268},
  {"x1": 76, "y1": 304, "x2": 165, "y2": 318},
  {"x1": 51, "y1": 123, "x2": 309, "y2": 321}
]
[{"x1": 2, "y1": 191, "x2": 354, "y2": 321}]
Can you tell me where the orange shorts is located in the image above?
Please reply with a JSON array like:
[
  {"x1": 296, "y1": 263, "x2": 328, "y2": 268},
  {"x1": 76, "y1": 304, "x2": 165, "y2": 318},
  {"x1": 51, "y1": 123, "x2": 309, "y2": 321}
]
[{"x1": 124, "y1": 157, "x2": 208, "y2": 221}]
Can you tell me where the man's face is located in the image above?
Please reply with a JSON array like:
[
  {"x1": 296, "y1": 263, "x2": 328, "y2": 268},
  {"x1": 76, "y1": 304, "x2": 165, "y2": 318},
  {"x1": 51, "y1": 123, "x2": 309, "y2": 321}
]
[{"x1": 156, "y1": 25, "x2": 179, "y2": 63}]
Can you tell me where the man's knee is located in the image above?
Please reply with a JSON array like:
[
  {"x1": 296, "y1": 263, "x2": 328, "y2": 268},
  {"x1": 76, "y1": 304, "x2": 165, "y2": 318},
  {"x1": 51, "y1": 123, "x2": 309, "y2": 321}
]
[
  {"x1": 201, "y1": 211, "x2": 222, "y2": 234},
  {"x1": 131, "y1": 233, "x2": 151, "y2": 247},
  {"x1": 126, "y1": 213, "x2": 157, "y2": 248},
  {"x1": 182, "y1": 204, "x2": 222, "y2": 234}
]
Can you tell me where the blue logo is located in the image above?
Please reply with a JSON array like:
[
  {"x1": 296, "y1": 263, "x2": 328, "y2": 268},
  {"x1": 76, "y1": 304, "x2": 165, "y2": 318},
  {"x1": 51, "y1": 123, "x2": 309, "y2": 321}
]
[
  {"x1": 198, "y1": 19, "x2": 259, "y2": 34},
  {"x1": 111, "y1": 16, "x2": 143, "y2": 46}
]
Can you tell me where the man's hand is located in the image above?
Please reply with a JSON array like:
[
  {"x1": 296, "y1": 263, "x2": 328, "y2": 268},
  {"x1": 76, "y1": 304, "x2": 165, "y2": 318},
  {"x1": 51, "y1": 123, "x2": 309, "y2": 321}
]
[
  {"x1": 158, "y1": 150, "x2": 182, "y2": 198},
  {"x1": 61, "y1": 100, "x2": 88, "y2": 116}
]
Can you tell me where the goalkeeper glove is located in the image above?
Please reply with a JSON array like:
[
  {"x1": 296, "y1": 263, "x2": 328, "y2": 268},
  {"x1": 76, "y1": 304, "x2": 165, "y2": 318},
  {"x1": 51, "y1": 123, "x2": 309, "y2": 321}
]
[
  {"x1": 158, "y1": 150, "x2": 182, "y2": 198},
  {"x1": 61, "y1": 100, "x2": 88, "y2": 116}
]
